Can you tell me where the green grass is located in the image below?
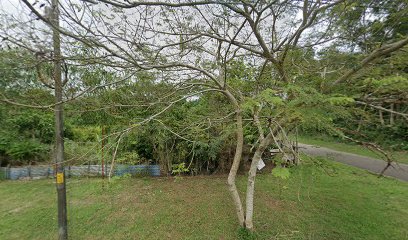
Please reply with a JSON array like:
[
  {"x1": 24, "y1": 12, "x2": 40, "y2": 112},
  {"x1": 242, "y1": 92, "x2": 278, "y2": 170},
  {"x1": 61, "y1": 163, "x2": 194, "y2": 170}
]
[
  {"x1": 0, "y1": 170, "x2": 5, "y2": 180},
  {"x1": 0, "y1": 159, "x2": 407, "y2": 240},
  {"x1": 298, "y1": 135, "x2": 408, "y2": 164}
]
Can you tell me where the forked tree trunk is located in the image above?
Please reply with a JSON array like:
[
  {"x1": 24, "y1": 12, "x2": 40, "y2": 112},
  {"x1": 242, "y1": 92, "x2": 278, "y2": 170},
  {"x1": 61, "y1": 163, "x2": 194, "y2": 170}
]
[
  {"x1": 224, "y1": 90, "x2": 245, "y2": 227},
  {"x1": 245, "y1": 132, "x2": 273, "y2": 230}
]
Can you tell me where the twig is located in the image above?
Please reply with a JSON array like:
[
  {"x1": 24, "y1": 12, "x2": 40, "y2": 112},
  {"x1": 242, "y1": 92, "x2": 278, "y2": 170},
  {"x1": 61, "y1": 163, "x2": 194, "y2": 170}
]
[
  {"x1": 108, "y1": 134, "x2": 123, "y2": 182},
  {"x1": 342, "y1": 135, "x2": 394, "y2": 178}
]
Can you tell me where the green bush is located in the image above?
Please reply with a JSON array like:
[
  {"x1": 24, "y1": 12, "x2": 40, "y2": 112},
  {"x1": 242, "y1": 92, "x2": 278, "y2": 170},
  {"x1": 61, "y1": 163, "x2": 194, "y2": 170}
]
[
  {"x1": 6, "y1": 139, "x2": 49, "y2": 164},
  {"x1": 9, "y1": 111, "x2": 54, "y2": 143},
  {"x1": 171, "y1": 162, "x2": 189, "y2": 175},
  {"x1": 71, "y1": 126, "x2": 101, "y2": 142},
  {"x1": 65, "y1": 140, "x2": 101, "y2": 165},
  {"x1": 116, "y1": 152, "x2": 143, "y2": 165}
]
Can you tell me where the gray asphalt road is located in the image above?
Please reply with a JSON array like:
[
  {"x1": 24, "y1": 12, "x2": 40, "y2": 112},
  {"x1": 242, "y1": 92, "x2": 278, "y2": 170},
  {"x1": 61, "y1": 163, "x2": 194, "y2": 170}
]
[{"x1": 298, "y1": 143, "x2": 408, "y2": 182}]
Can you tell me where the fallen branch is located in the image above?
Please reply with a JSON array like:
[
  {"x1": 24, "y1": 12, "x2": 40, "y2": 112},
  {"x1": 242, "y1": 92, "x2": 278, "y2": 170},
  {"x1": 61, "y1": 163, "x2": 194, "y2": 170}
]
[{"x1": 342, "y1": 135, "x2": 394, "y2": 178}]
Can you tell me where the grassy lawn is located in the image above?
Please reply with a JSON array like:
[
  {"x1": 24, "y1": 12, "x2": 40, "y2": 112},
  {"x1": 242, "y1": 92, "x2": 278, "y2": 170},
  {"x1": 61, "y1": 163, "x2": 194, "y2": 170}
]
[
  {"x1": 1, "y1": 158, "x2": 407, "y2": 239},
  {"x1": 298, "y1": 135, "x2": 408, "y2": 164},
  {"x1": 0, "y1": 169, "x2": 5, "y2": 180}
]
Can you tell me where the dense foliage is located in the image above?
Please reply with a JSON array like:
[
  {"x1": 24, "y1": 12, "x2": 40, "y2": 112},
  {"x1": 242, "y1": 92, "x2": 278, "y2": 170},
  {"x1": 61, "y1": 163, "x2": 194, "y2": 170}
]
[
  {"x1": 1, "y1": 48, "x2": 406, "y2": 166},
  {"x1": 0, "y1": 0, "x2": 406, "y2": 168}
]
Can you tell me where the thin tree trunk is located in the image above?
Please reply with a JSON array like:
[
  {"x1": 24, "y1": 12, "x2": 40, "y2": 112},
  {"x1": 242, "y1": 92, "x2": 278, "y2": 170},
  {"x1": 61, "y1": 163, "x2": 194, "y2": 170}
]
[
  {"x1": 224, "y1": 90, "x2": 245, "y2": 227},
  {"x1": 101, "y1": 126, "x2": 105, "y2": 179},
  {"x1": 390, "y1": 103, "x2": 394, "y2": 125},
  {"x1": 379, "y1": 110, "x2": 385, "y2": 125},
  {"x1": 275, "y1": 63, "x2": 289, "y2": 83},
  {"x1": 245, "y1": 132, "x2": 274, "y2": 230},
  {"x1": 108, "y1": 134, "x2": 122, "y2": 181},
  {"x1": 357, "y1": 105, "x2": 367, "y2": 131}
]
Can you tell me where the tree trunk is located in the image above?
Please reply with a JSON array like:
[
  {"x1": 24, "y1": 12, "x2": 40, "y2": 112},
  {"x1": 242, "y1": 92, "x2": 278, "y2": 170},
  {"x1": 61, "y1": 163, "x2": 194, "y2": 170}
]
[
  {"x1": 245, "y1": 132, "x2": 273, "y2": 230},
  {"x1": 51, "y1": 0, "x2": 68, "y2": 239},
  {"x1": 101, "y1": 126, "x2": 105, "y2": 179},
  {"x1": 390, "y1": 103, "x2": 395, "y2": 125},
  {"x1": 379, "y1": 110, "x2": 385, "y2": 125},
  {"x1": 275, "y1": 63, "x2": 289, "y2": 83},
  {"x1": 224, "y1": 90, "x2": 245, "y2": 227}
]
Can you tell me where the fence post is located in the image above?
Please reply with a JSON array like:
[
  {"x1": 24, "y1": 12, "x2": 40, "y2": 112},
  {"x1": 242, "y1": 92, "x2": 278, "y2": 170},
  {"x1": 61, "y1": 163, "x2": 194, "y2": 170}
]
[
  {"x1": 28, "y1": 162, "x2": 32, "y2": 179},
  {"x1": 88, "y1": 161, "x2": 91, "y2": 177},
  {"x1": 6, "y1": 164, "x2": 10, "y2": 180},
  {"x1": 47, "y1": 164, "x2": 51, "y2": 178}
]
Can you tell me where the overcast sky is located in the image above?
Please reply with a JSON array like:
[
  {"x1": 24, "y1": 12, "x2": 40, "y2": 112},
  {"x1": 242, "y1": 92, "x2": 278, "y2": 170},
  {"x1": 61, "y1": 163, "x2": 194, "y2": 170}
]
[{"x1": 1, "y1": 0, "x2": 27, "y2": 16}]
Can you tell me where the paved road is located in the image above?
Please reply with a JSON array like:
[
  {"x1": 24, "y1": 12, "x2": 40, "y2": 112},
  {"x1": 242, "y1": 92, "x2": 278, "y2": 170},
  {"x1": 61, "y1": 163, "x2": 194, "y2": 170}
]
[{"x1": 298, "y1": 143, "x2": 408, "y2": 182}]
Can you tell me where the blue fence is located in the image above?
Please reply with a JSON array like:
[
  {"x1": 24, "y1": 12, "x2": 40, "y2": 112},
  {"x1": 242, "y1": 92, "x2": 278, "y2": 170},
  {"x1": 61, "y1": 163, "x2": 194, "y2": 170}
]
[
  {"x1": 0, "y1": 164, "x2": 160, "y2": 180},
  {"x1": 114, "y1": 165, "x2": 160, "y2": 177}
]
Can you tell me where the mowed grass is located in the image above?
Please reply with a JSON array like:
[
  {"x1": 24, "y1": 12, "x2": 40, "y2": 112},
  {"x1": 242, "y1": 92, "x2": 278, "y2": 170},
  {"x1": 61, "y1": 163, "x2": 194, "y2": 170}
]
[
  {"x1": 0, "y1": 158, "x2": 407, "y2": 240},
  {"x1": 298, "y1": 135, "x2": 408, "y2": 164}
]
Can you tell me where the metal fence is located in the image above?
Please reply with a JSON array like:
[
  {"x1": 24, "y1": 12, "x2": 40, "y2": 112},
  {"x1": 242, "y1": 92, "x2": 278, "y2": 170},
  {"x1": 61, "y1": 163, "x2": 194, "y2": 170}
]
[{"x1": 0, "y1": 164, "x2": 160, "y2": 180}]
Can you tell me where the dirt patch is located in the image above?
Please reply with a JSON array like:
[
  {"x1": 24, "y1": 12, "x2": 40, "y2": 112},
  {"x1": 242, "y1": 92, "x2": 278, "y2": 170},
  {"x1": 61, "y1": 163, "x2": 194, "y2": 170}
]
[
  {"x1": 8, "y1": 202, "x2": 32, "y2": 214},
  {"x1": 256, "y1": 190, "x2": 292, "y2": 211}
]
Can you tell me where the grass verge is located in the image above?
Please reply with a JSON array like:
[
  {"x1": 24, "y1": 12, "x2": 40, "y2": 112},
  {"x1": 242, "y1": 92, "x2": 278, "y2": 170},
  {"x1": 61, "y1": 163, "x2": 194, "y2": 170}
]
[{"x1": 0, "y1": 158, "x2": 407, "y2": 239}]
